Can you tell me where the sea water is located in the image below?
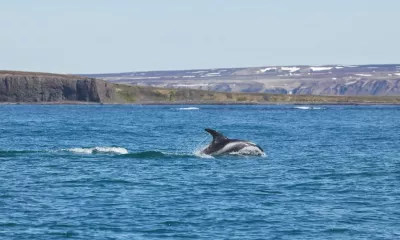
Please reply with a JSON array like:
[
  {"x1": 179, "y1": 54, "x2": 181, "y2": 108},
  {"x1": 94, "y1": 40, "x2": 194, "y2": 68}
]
[{"x1": 1, "y1": 104, "x2": 400, "y2": 239}]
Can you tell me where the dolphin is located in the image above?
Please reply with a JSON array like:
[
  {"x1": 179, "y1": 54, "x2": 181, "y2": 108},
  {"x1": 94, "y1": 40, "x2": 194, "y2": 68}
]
[{"x1": 201, "y1": 128, "x2": 264, "y2": 156}]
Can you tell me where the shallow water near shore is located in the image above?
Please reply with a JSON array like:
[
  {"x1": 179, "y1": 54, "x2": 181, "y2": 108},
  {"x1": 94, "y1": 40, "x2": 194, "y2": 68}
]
[{"x1": 1, "y1": 104, "x2": 400, "y2": 239}]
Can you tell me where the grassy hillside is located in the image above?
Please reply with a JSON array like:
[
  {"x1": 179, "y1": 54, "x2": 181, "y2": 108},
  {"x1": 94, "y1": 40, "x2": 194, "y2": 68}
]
[{"x1": 113, "y1": 84, "x2": 400, "y2": 104}]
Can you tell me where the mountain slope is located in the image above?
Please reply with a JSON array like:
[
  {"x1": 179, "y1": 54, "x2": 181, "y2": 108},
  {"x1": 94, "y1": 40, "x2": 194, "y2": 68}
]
[{"x1": 81, "y1": 64, "x2": 400, "y2": 96}]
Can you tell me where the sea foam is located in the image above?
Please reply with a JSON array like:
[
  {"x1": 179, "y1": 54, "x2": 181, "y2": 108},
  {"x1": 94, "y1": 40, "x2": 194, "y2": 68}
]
[
  {"x1": 193, "y1": 149, "x2": 214, "y2": 159},
  {"x1": 67, "y1": 147, "x2": 128, "y2": 154},
  {"x1": 178, "y1": 107, "x2": 200, "y2": 110},
  {"x1": 294, "y1": 106, "x2": 325, "y2": 110}
]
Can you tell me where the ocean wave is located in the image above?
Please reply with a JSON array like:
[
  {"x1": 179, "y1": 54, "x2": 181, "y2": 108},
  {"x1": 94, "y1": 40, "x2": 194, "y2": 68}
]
[
  {"x1": 116, "y1": 151, "x2": 196, "y2": 159},
  {"x1": 178, "y1": 107, "x2": 200, "y2": 110},
  {"x1": 118, "y1": 151, "x2": 166, "y2": 158},
  {"x1": 66, "y1": 147, "x2": 128, "y2": 155},
  {"x1": 0, "y1": 150, "x2": 37, "y2": 157}
]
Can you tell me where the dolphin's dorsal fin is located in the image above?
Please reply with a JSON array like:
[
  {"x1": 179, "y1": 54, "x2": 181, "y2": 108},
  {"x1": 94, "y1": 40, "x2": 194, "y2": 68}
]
[{"x1": 205, "y1": 128, "x2": 228, "y2": 143}]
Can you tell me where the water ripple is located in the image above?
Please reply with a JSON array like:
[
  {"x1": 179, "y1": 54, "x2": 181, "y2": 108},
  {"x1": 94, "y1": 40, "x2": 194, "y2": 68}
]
[{"x1": 1, "y1": 105, "x2": 400, "y2": 239}]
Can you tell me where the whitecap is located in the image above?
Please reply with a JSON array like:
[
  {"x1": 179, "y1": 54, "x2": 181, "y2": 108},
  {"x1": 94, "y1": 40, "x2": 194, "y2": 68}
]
[
  {"x1": 294, "y1": 106, "x2": 325, "y2": 110},
  {"x1": 178, "y1": 107, "x2": 200, "y2": 110},
  {"x1": 295, "y1": 106, "x2": 312, "y2": 110},
  {"x1": 67, "y1": 147, "x2": 128, "y2": 155},
  {"x1": 68, "y1": 148, "x2": 93, "y2": 154}
]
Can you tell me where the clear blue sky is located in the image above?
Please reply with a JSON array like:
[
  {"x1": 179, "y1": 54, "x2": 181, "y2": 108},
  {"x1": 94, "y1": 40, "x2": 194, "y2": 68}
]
[{"x1": 0, "y1": 0, "x2": 399, "y2": 73}]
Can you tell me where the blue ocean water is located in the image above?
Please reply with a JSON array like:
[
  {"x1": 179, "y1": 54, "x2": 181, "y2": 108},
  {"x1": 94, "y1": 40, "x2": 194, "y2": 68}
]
[{"x1": 1, "y1": 104, "x2": 400, "y2": 239}]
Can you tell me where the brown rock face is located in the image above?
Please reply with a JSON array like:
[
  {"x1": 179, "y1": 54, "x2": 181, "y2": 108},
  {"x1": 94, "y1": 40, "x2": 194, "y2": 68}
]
[{"x1": 0, "y1": 72, "x2": 117, "y2": 103}]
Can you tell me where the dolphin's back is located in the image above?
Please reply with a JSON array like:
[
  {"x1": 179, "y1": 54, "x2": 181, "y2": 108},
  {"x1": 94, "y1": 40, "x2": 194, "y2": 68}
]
[
  {"x1": 202, "y1": 138, "x2": 230, "y2": 155},
  {"x1": 202, "y1": 129, "x2": 264, "y2": 156},
  {"x1": 216, "y1": 139, "x2": 263, "y2": 155}
]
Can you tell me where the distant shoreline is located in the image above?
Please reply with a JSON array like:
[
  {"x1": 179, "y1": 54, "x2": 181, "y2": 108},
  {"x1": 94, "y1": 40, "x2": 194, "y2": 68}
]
[
  {"x1": 1, "y1": 101, "x2": 400, "y2": 106},
  {"x1": 2, "y1": 71, "x2": 400, "y2": 105}
]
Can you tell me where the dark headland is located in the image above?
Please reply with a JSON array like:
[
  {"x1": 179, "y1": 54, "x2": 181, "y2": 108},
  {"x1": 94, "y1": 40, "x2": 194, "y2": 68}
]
[{"x1": 1, "y1": 70, "x2": 400, "y2": 105}]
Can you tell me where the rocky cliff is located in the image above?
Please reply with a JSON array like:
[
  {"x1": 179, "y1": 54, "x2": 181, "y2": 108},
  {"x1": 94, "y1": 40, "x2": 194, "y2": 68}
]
[{"x1": 0, "y1": 71, "x2": 121, "y2": 103}]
